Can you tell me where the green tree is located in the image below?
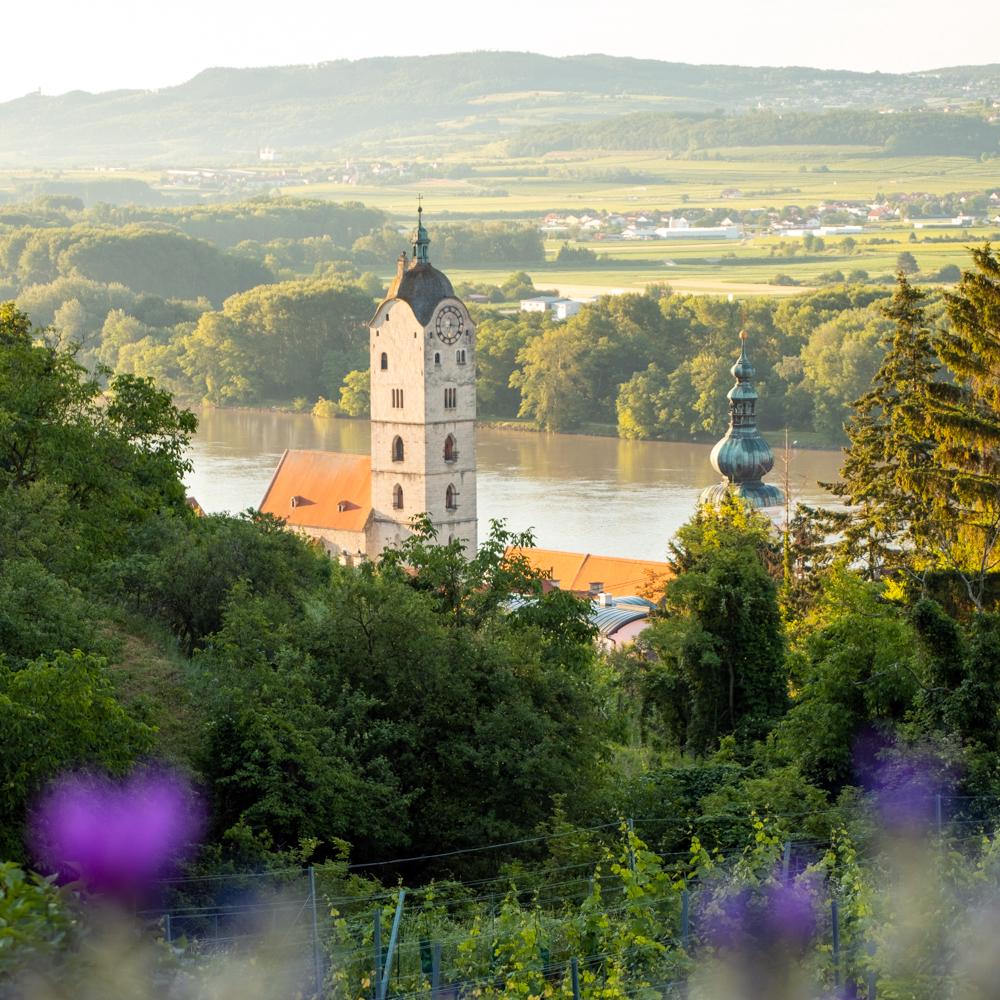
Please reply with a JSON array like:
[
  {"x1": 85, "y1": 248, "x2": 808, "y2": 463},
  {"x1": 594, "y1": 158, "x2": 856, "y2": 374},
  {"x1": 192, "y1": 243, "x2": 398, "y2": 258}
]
[
  {"x1": 337, "y1": 368, "x2": 370, "y2": 417},
  {"x1": 930, "y1": 243, "x2": 1000, "y2": 606},
  {"x1": 512, "y1": 322, "x2": 592, "y2": 431},
  {"x1": 799, "y1": 304, "x2": 890, "y2": 442},
  {"x1": 111, "y1": 511, "x2": 330, "y2": 655},
  {"x1": 833, "y1": 276, "x2": 941, "y2": 578},
  {"x1": 643, "y1": 496, "x2": 787, "y2": 752},
  {"x1": 775, "y1": 567, "x2": 919, "y2": 787},
  {"x1": 475, "y1": 315, "x2": 534, "y2": 417},
  {"x1": 896, "y1": 251, "x2": 919, "y2": 275},
  {"x1": 0, "y1": 651, "x2": 153, "y2": 859},
  {"x1": 181, "y1": 277, "x2": 372, "y2": 403},
  {"x1": 0, "y1": 303, "x2": 195, "y2": 558}
]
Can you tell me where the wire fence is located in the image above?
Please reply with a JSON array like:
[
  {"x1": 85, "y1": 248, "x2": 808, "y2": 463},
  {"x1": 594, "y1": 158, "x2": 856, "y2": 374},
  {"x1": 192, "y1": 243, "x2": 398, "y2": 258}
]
[{"x1": 140, "y1": 796, "x2": 1000, "y2": 999}]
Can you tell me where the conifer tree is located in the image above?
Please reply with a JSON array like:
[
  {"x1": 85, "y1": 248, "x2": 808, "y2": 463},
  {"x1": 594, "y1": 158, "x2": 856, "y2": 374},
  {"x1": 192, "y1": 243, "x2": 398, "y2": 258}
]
[
  {"x1": 835, "y1": 274, "x2": 940, "y2": 578},
  {"x1": 928, "y1": 244, "x2": 1000, "y2": 606}
]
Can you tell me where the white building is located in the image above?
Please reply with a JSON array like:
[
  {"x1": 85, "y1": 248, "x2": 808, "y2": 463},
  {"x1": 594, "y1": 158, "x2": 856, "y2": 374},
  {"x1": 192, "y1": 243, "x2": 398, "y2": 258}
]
[
  {"x1": 520, "y1": 296, "x2": 584, "y2": 320},
  {"x1": 520, "y1": 295, "x2": 561, "y2": 313},
  {"x1": 261, "y1": 210, "x2": 477, "y2": 560}
]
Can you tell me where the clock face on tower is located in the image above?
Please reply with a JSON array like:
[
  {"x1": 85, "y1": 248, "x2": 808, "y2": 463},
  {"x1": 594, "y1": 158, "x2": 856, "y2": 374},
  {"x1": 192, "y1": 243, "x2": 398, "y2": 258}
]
[{"x1": 435, "y1": 305, "x2": 465, "y2": 345}]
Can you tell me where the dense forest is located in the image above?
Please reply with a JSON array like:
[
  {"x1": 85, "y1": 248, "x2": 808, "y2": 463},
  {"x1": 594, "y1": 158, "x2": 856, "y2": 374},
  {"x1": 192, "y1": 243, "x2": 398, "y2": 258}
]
[
  {"x1": 2, "y1": 52, "x2": 999, "y2": 164},
  {"x1": 4, "y1": 247, "x2": 1000, "y2": 997},
  {"x1": 506, "y1": 109, "x2": 1000, "y2": 157},
  {"x1": 0, "y1": 194, "x2": 979, "y2": 446}
]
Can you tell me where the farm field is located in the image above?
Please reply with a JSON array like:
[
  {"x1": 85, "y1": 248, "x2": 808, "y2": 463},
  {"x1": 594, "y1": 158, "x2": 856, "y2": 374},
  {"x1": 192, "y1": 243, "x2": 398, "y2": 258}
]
[
  {"x1": 280, "y1": 149, "x2": 1000, "y2": 214},
  {"x1": 403, "y1": 225, "x2": 998, "y2": 298}
]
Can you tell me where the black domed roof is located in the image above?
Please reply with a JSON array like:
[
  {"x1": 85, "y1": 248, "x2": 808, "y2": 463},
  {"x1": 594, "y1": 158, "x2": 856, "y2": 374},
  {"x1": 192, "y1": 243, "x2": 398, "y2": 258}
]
[{"x1": 388, "y1": 261, "x2": 455, "y2": 326}]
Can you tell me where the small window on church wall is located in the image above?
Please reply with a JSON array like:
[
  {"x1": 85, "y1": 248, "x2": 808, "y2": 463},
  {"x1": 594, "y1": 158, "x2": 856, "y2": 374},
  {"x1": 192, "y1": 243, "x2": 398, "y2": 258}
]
[
  {"x1": 380, "y1": 352, "x2": 388, "y2": 371},
  {"x1": 391, "y1": 388, "x2": 404, "y2": 408},
  {"x1": 393, "y1": 484, "x2": 403, "y2": 509},
  {"x1": 444, "y1": 387, "x2": 456, "y2": 410},
  {"x1": 445, "y1": 484, "x2": 458, "y2": 510},
  {"x1": 444, "y1": 434, "x2": 457, "y2": 462},
  {"x1": 456, "y1": 349, "x2": 466, "y2": 365},
  {"x1": 434, "y1": 352, "x2": 441, "y2": 365},
  {"x1": 392, "y1": 436, "x2": 404, "y2": 462}
]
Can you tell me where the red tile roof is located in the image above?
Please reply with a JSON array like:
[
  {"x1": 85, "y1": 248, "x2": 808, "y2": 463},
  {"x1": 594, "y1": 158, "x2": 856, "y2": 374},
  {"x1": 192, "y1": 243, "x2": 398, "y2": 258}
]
[
  {"x1": 260, "y1": 450, "x2": 372, "y2": 533},
  {"x1": 508, "y1": 547, "x2": 672, "y2": 599}
]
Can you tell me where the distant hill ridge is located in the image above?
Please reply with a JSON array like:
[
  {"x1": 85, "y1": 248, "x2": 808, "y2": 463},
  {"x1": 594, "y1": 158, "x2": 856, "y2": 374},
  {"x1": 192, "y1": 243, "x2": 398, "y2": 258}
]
[{"x1": 2, "y1": 51, "x2": 999, "y2": 166}]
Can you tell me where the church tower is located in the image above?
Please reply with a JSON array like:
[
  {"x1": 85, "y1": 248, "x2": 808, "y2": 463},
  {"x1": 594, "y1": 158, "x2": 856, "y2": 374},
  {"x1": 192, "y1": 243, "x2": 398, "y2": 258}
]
[
  {"x1": 369, "y1": 207, "x2": 478, "y2": 555},
  {"x1": 700, "y1": 330, "x2": 784, "y2": 509}
]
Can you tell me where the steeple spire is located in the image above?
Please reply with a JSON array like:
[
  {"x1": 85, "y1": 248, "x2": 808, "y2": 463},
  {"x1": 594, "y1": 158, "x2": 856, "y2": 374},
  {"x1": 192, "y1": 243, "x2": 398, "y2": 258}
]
[
  {"x1": 412, "y1": 197, "x2": 430, "y2": 264},
  {"x1": 700, "y1": 330, "x2": 784, "y2": 509}
]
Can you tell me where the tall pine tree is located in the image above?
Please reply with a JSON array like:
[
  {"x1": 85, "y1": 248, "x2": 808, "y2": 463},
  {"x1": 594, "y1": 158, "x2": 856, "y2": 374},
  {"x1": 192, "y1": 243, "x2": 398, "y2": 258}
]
[{"x1": 835, "y1": 274, "x2": 941, "y2": 578}]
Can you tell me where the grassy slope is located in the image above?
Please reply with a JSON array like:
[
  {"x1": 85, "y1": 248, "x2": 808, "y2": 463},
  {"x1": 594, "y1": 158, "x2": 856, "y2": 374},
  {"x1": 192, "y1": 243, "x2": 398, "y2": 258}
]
[{"x1": 106, "y1": 620, "x2": 200, "y2": 765}]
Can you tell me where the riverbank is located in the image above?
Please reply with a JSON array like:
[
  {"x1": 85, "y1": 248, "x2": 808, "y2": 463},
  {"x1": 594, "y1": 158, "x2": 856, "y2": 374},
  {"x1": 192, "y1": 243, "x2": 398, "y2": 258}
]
[{"x1": 190, "y1": 402, "x2": 844, "y2": 453}]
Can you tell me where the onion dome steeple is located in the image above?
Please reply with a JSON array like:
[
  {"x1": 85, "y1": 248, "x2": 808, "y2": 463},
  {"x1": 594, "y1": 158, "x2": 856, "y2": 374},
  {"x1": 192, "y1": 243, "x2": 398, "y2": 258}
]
[
  {"x1": 377, "y1": 200, "x2": 457, "y2": 326},
  {"x1": 412, "y1": 201, "x2": 430, "y2": 263},
  {"x1": 700, "y1": 330, "x2": 784, "y2": 509}
]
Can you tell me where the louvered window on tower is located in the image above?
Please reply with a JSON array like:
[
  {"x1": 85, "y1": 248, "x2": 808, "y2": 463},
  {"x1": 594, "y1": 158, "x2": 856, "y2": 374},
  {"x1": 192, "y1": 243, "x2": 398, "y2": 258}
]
[
  {"x1": 392, "y1": 436, "x2": 404, "y2": 462},
  {"x1": 456, "y1": 349, "x2": 466, "y2": 365},
  {"x1": 445, "y1": 484, "x2": 458, "y2": 510},
  {"x1": 392, "y1": 484, "x2": 403, "y2": 509},
  {"x1": 444, "y1": 387, "x2": 456, "y2": 409},
  {"x1": 391, "y1": 388, "x2": 404, "y2": 408}
]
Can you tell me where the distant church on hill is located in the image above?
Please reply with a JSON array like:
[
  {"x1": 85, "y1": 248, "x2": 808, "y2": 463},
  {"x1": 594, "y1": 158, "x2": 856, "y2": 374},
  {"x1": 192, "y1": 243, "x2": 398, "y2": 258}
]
[{"x1": 260, "y1": 207, "x2": 477, "y2": 561}]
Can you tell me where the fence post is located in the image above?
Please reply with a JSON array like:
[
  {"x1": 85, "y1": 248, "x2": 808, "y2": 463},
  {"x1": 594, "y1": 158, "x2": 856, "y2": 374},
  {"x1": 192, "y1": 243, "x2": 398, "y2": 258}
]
[
  {"x1": 935, "y1": 794, "x2": 943, "y2": 837},
  {"x1": 164, "y1": 911, "x2": 173, "y2": 946},
  {"x1": 831, "y1": 899, "x2": 841, "y2": 988},
  {"x1": 680, "y1": 890, "x2": 690, "y2": 951},
  {"x1": 781, "y1": 841, "x2": 792, "y2": 883},
  {"x1": 626, "y1": 817, "x2": 636, "y2": 873},
  {"x1": 309, "y1": 866, "x2": 323, "y2": 999},
  {"x1": 570, "y1": 956, "x2": 581, "y2": 1000},
  {"x1": 432, "y1": 941, "x2": 442, "y2": 999},
  {"x1": 379, "y1": 890, "x2": 407, "y2": 1000},
  {"x1": 374, "y1": 908, "x2": 383, "y2": 1000}
]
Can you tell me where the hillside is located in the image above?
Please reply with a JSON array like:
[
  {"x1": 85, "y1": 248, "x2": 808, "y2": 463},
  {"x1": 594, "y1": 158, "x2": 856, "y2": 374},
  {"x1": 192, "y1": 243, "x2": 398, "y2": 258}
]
[{"x1": 2, "y1": 52, "x2": 999, "y2": 166}]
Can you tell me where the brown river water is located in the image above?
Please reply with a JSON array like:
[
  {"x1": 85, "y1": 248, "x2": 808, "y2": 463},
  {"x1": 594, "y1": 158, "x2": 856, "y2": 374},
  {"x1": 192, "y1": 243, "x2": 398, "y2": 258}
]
[{"x1": 185, "y1": 408, "x2": 844, "y2": 561}]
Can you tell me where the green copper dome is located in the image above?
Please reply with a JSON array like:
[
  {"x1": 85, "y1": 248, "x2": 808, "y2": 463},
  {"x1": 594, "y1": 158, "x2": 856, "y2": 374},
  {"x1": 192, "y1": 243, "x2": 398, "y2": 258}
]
[
  {"x1": 701, "y1": 332, "x2": 784, "y2": 509},
  {"x1": 412, "y1": 203, "x2": 430, "y2": 263}
]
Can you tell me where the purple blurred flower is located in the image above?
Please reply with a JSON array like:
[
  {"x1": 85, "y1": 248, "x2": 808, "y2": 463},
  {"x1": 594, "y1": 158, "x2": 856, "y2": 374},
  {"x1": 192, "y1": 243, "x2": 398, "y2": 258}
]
[
  {"x1": 30, "y1": 768, "x2": 203, "y2": 897},
  {"x1": 704, "y1": 879, "x2": 818, "y2": 956},
  {"x1": 763, "y1": 880, "x2": 817, "y2": 950},
  {"x1": 853, "y1": 732, "x2": 955, "y2": 835}
]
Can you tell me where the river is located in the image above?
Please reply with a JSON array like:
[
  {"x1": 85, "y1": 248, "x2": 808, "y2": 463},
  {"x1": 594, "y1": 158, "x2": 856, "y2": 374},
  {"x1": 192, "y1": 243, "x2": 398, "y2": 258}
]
[{"x1": 185, "y1": 409, "x2": 845, "y2": 561}]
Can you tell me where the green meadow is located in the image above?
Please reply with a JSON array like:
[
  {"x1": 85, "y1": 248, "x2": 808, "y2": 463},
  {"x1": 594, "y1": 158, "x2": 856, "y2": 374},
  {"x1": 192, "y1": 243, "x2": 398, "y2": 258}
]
[{"x1": 283, "y1": 148, "x2": 1000, "y2": 213}]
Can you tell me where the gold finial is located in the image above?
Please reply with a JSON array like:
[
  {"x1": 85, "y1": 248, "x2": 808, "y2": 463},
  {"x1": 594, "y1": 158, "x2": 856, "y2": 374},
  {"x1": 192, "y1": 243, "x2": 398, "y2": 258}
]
[{"x1": 739, "y1": 329, "x2": 748, "y2": 341}]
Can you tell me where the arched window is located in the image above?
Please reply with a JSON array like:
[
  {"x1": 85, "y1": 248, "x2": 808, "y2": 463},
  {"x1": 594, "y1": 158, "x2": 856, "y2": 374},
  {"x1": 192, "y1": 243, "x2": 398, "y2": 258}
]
[
  {"x1": 434, "y1": 352, "x2": 441, "y2": 366},
  {"x1": 391, "y1": 436, "x2": 404, "y2": 462},
  {"x1": 380, "y1": 352, "x2": 388, "y2": 371},
  {"x1": 445, "y1": 484, "x2": 458, "y2": 511},
  {"x1": 443, "y1": 434, "x2": 457, "y2": 462},
  {"x1": 456, "y1": 349, "x2": 466, "y2": 365},
  {"x1": 392, "y1": 484, "x2": 403, "y2": 510}
]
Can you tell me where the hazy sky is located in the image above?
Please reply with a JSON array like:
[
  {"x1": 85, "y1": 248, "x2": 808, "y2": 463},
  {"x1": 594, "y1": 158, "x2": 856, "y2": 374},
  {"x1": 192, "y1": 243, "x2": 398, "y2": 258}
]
[{"x1": 3, "y1": 0, "x2": 999, "y2": 104}]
